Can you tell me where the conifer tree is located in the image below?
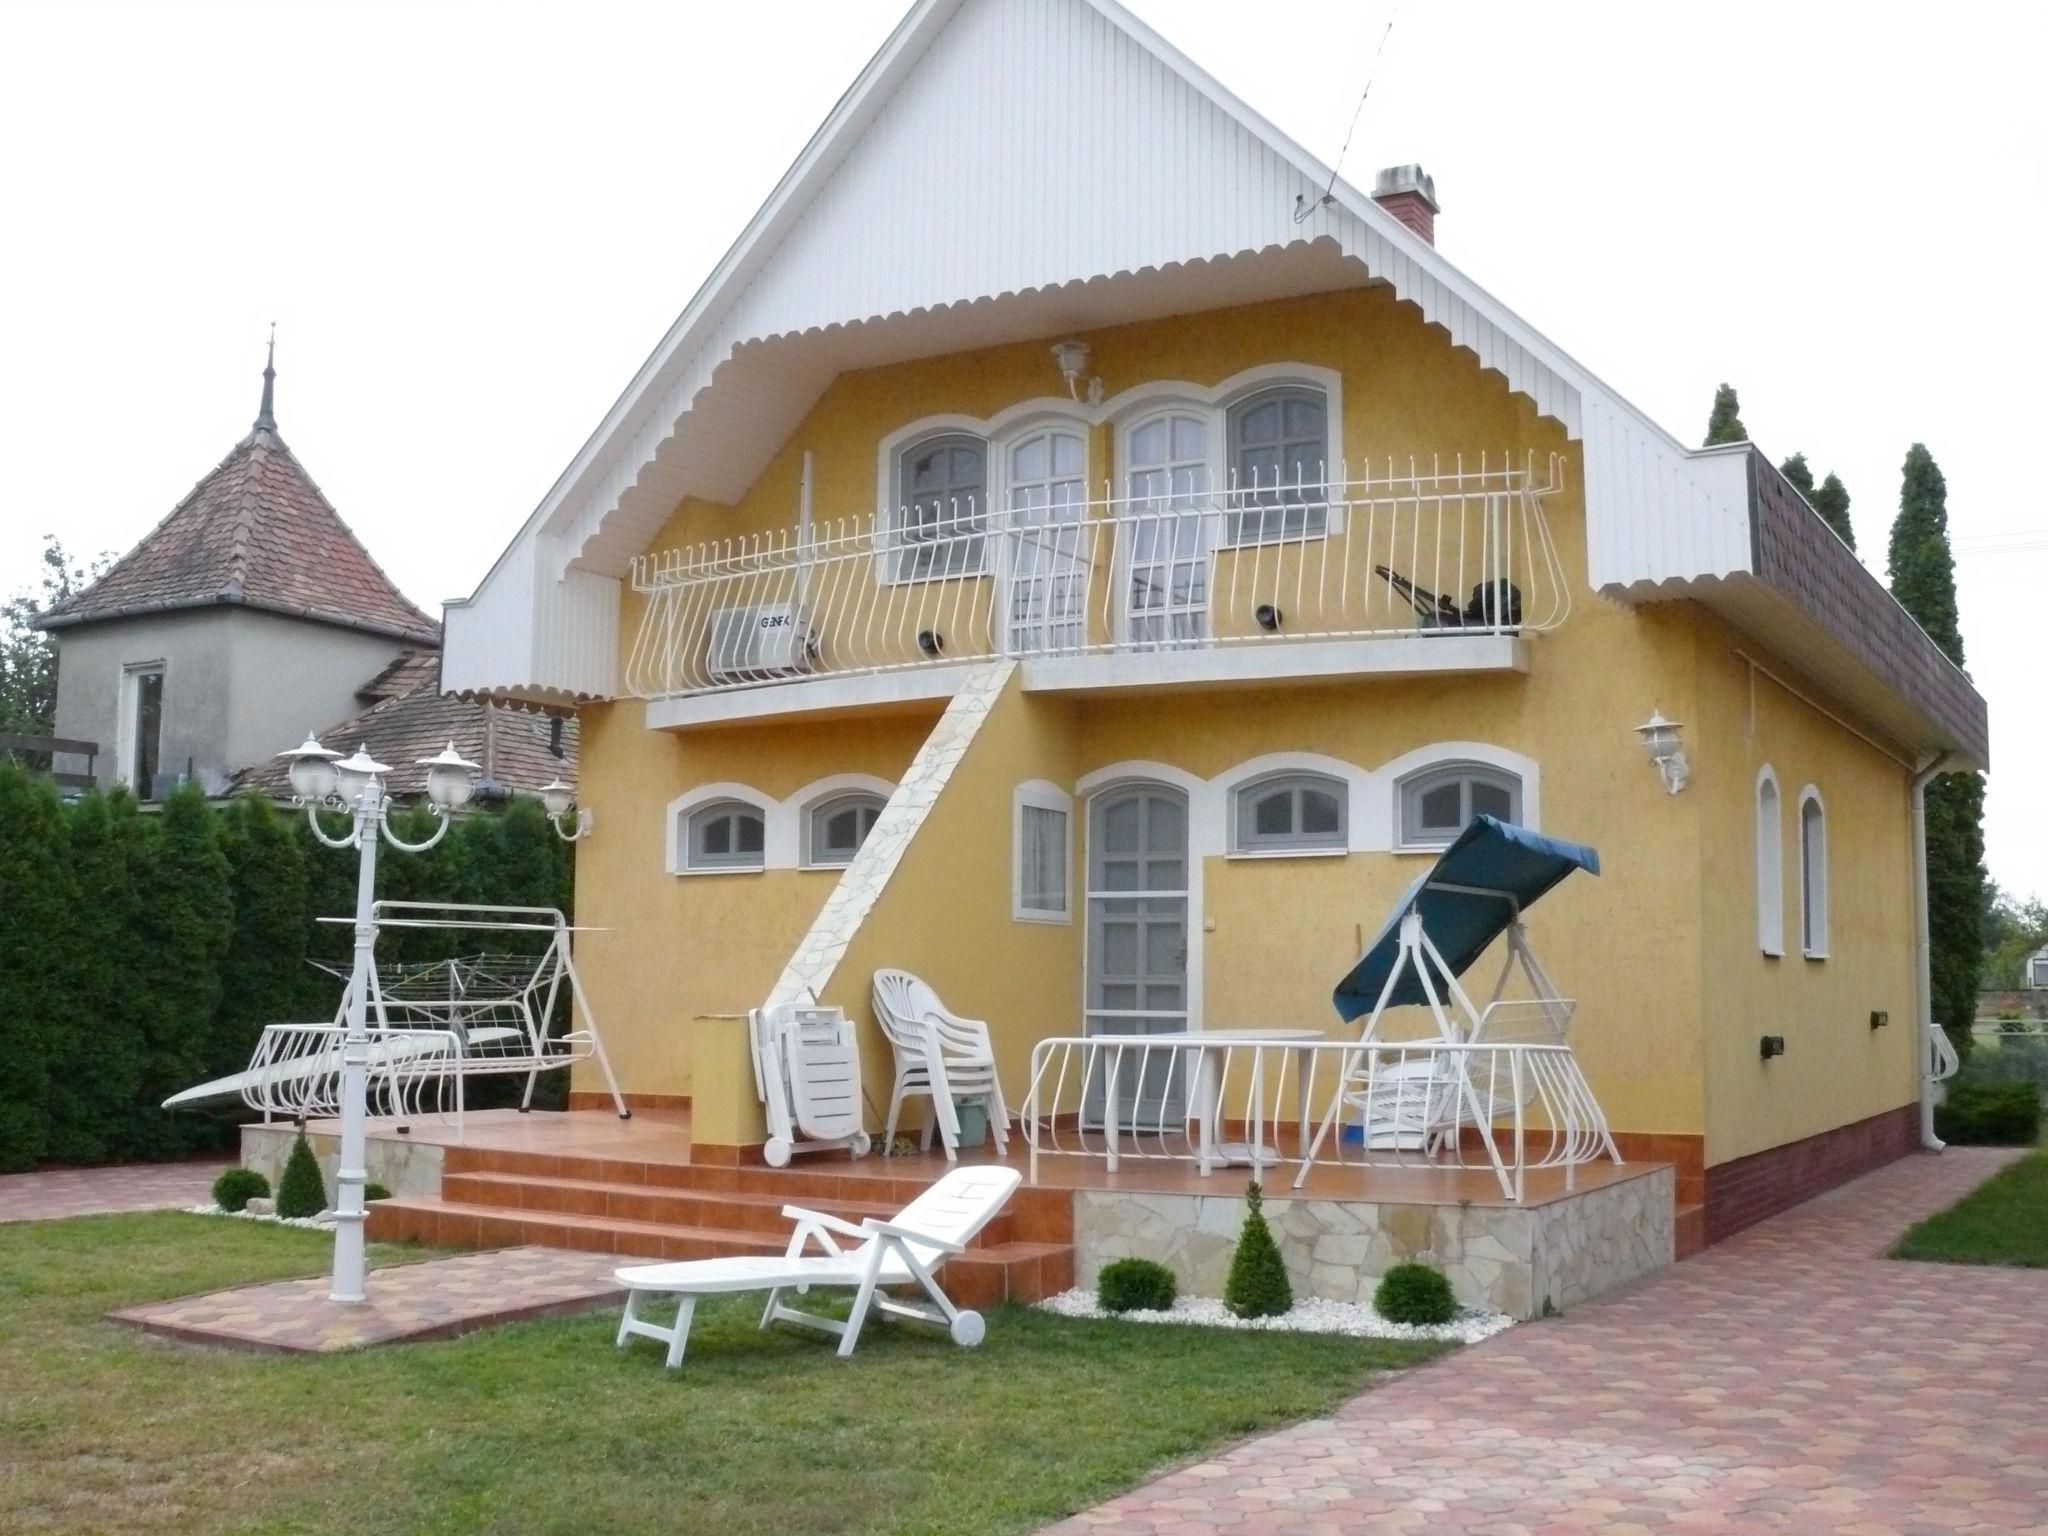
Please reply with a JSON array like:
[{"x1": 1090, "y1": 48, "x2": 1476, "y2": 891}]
[
  {"x1": 1779, "y1": 452, "x2": 1816, "y2": 497},
  {"x1": 275, "y1": 1131, "x2": 328, "y2": 1218},
  {"x1": 214, "y1": 796, "x2": 308, "y2": 1080},
  {"x1": 1810, "y1": 473, "x2": 1854, "y2": 549},
  {"x1": 0, "y1": 764, "x2": 65, "y2": 1169},
  {"x1": 1703, "y1": 384, "x2": 1748, "y2": 446},
  {"x1": 296, "y1": 817, "x2": 358, "y2": 1019},
  {"x1": 1886, "y1": 443, "x2": 1985, "y2": 1060},
  {"x1": 1223, "y1": 1182, "x2": 1293, "y2": 1319},
  {"x1": 41, "y1": 790, "x2": 144, "y2": 1162},
  {"x1": 129, "y1": 783, "x2": 234, "y2": 1154}
]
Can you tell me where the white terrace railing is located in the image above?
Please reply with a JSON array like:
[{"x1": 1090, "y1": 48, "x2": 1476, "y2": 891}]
[
  {"x1": 1020, "y1": 1034, "x2": 1618, "y2": 1202},
  {"x1": 626, "y1": 453, "x2": 1568, "y2": 700},
  {"x1": 242, "y1": 1022, "x2": 471, "y2": 1131}
]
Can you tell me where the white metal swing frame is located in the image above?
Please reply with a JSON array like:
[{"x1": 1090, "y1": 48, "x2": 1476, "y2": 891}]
[
  {"x1": 1296, "y1": 887, "x2": 1620, "y2": 1199},
  {"x1": 332, "y1": 901, "x2": 630, "y2": 1118}
]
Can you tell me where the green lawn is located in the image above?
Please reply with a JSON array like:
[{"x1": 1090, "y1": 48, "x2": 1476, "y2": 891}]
[
  {"x1": 1892, "y1": 1149, "x2": 2048, "y2": 1267},
  {"x1": 0, "y1": 1212, "x2": 1442, "y2": 1536}
]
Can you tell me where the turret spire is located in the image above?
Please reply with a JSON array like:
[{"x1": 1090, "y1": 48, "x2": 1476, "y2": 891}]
[{"x1": 253, "y1": 323, "x2": 277, "y2": 433}]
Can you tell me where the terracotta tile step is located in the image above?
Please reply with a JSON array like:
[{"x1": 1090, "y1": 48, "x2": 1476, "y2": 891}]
[
  {"x1": 367, "y1": 1200, "x2": 1073, "y2": 1303},
  {"x1": 439, "y1": 1171, "x2": 1019, "y2": 1247}
]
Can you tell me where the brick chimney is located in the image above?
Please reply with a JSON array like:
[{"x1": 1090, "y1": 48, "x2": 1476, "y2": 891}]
[{"x1": 1372, "y1": 164, "x2": 1439, "y2": 245}]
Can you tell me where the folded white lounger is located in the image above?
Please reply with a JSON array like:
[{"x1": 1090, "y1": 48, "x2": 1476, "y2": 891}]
[{"x1": 613, "y1": 1164, "x2": 1022, "y2": 1368}]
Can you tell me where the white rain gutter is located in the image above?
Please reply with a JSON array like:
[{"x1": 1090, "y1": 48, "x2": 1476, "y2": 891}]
[{"x1": 1910, "y1": 753, "x2": 1952, "y2": 1151}]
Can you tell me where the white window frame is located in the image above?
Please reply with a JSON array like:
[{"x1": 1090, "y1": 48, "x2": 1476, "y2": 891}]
[
  {"x1": 1229, "y1": 770, "x2": 1349, "y2": 857},
  {"x1": 1798, "y1": 786, "x2": 1828, "y2": 960},
  {"x1": 665, "y1": 782, "x2": 778, "y2": 876},
  {"x1": 1755, "y1": 766, "x2": 1784, "y2": 957},
  {"x1": 116, "y1": 658, "x2": 166, "y2": 796},
  {"x1": 803, "y1": 790, "x2": 888, "y2": 870},
  {"x1": 1012, "y1": 778, "x2": 1074, "y2": 923},
  {"x1": 1393, "y1": 761, "x2": 1524, "y2": 851},
  {"x1": 884, "y1": 428, "x2": 990, "y2": 583}
]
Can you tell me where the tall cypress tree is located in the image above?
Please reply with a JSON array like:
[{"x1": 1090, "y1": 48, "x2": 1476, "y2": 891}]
[
  {"x1": 1703, "y1": 384, "x2": 1748, "y2": 446},
  {"x1": 0, "y1": 764, "x2": 66, "y2": 1169},
  {"x1": 1780, "y1": 453, "x2": 1816, "y2": 497},
  {"x1": 129, "y1": 783, "x2": 234, "y2": 1154},
  {"x1": 1886, "y1": 443, "x2": 1985, "y2": 1060},
  {"x1": 1810, "y1": 473, "x2": 1854, "y2": 550},
  {"x1": 214, "y1": 796, "x2": 309, "y2": 1080},
  {"x1": 42, "y1": 790, "x2": 145, "y2": 1163}
]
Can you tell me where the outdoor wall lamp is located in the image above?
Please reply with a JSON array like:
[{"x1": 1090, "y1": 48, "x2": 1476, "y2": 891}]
[
  {"x1": 275, "y1": 731, "x2": 479, "y2": 1305},
  {"x1": 1759, "y1": 1034, "x2": 1786, "y2": 1060},
  {"x1": 539, "y1": 776, "x2": 593, "y2": 843},
  {"x1": 1633, "y1": 711, "x2": 1690, "y2": 795},
  {"x1": 1049, "y1": 338, "x2": 1103, "y2": 405}
]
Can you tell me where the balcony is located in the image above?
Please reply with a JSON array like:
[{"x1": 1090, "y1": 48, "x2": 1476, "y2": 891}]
[{"x1": 626, "y1": 453, "x2": 1566, "y2": 719}]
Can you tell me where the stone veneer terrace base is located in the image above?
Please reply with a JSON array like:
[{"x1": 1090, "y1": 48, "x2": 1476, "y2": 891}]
[{"x1": 1072, "y1": 1165, "x2": 1674, "y2": 1320}]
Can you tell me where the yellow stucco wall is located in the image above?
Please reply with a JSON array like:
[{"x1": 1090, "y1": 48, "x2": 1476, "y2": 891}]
[
  {"x1": 571, "y1": 280, "x2": 1918, "y2": 1168},
  {"x1": 1689, "y1": 611, "x2": 1920, "y2": 1165}
]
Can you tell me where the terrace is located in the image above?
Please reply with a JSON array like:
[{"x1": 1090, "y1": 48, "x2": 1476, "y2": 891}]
[{"x1": 626, "y1": 454, "x2": 1567, "y2": 725}]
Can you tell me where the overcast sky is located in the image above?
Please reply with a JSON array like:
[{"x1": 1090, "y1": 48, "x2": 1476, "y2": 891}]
[{"x1": 2, "y1": 0, "x2": 2042, "y2": 898}]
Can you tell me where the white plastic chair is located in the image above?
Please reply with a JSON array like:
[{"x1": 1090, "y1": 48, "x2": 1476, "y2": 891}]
[
  {"x1": 613, "y1": 1165, "x2": 1021, "y2": 1368},
  {"x1": 871, "y1": 969, "x2": 1010, "y2": 1160}
]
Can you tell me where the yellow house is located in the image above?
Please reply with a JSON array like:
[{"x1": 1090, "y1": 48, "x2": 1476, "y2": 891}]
[{"x1": 439, "y1": 0, "x2": 1988, "y2": 1269}]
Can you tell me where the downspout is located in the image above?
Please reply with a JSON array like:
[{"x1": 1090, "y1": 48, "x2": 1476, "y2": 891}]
[{"x1": 1910, "y1": 753, "x2": 1950, "y2": 1151}]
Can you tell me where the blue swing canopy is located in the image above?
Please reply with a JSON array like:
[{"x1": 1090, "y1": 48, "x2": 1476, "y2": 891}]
[{"x1": 1332, "y1": 816, "x2": 1599, "y2": 1022}]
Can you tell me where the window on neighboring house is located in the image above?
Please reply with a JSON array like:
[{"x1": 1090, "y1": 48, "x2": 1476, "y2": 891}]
[
  {"x1": 1800, "y1": 790, "x2": 1828, "y2": 957},
  {"x1": 1755, "y1": 768, "x2": 1784, "y2": 957},
  {"x1": 1232, "y1": 772, "x2": 1347, "y2": 854},
  {"x1": 123, "y1": 663, "x2": 165, "y2": 800},
  {"x1": 895, "y1": 433, "x2": 988, "y2": 580},
  {"x1": 806, "y1": 792, "x2": 886, "y2": 868},
  {"x1": 1013, "y1": 781, "x2": 1072, "y2": 921},
  {"x1": 1397, "y1": 762, "x2": 1521, "y2": 848},
  {"x1": 686, "y1": 799, "x2": 767, "y2": 872},
  {"x1": 1225, "y1": 386, "x2": 1329, "y2": 544}
]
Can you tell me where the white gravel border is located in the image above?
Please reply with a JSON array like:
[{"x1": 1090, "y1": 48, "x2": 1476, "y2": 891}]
[
  {"x1": 185, "y1": 1203, "x2": 337, "y2": 1232},
  {"x1": 1037, "y1": 1288, "x2": 1513, "y2": 1344}
]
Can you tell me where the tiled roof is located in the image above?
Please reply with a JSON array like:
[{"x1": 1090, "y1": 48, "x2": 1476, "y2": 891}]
[
  {"x1": 39, "y1": 425, "x2": 438, "y2": 644},
  {"x1": 234, "y1": 667, "x2": 577, "y2": 803},
  {"x1": 356, "y1": 647, "x2": 444, "y2": 705}
]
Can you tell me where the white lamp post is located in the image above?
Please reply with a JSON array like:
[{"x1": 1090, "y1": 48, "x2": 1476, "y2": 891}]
[
  {"x1": 538, "y1": 776, "x2": 593, "y2": 842},
  {"x1": 278, "y1": 733, "x2": 479, "y2": 1304}
]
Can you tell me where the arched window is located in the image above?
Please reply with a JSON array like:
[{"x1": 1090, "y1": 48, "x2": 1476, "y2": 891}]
[
  {"x1": 805, "y1": 792, "x2": 886, "y2": 869},
  {"x1": 1232, "y1": 772, "x2": 1347, "y2": 854},
  {"x1": 1799, "y1": 789, "x2": 1828, "y2": 958},
  {"x1": 1397, "y1": 762, "x2": 1521, "y2": 849},
  {"x1": 895, "y1": 433, "x2": 988, "y2": 579},
  {"x1": 686, "y1": 799, "x2": 766, "y2": 872},
  {"x1": 1226, "y1": 386, "x2": 1328, "y2": 544},
  {"x1": 1004, "y1": 427, "x2": 1088, "y2": 654},
  {"x1": 1755, "y1": 768, "x2": 1784, "y2": 956}
]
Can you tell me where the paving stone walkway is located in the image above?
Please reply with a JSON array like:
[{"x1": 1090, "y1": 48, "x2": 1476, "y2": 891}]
[
  {"x1": 0, "y1": 1159, "x2": 230, "y2": 1222},
  {"x1": 109, "y1": 1245, "x2": 624, "y2": 1354},
  {"x1": 1048, "y1": 1148, "x2": 2047, "y2": 1536}
]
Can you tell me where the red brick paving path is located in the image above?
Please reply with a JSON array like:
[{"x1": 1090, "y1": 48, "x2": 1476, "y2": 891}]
[
  {"x1": 0, "y1": 1160, "x2": 229, "y2": 1222},
  {"x1": 1046, "y1": 1148, "x2": 2047, "y2": 1536}
]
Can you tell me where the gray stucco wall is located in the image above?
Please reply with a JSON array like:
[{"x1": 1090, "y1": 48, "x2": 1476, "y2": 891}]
[{"x1": 50, "y1": 609, "x2": 413, "y2": 796}]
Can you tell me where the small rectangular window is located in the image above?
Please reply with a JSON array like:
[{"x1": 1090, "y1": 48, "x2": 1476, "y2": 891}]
[{"x1": 1014, "y1": 784, "x2": 1071, "y2": 921}]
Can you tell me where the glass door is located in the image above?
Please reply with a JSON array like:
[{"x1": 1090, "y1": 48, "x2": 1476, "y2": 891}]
[
  {"x1": 1084, "y1": 783, "x2": 1190, "y2": 1131},
  {"x1": 1003, "y1": 428, "x2": 1088, "y2": 656},
  {"x1": 1121, "y1": 411, "x2": 1211, "y2": 648}
]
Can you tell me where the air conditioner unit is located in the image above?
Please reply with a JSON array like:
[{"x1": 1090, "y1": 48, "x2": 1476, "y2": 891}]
[{"x1": 708, "y1": 602, "x2": 817, "y2": 681}]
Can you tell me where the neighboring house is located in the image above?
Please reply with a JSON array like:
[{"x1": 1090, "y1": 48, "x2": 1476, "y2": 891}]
[
  {"x1": 233, "y1": 647, "x2": 579, "y2": 803},
  {"x1": 36, "y1": 347, "x2": 441, "y2": 798},
  {"x1": 441, "y1": 0, "x2": 1987, "y2": 1249}
]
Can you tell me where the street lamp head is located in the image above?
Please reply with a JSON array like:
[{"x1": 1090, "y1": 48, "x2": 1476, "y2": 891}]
[
  {"x1": 332, "y1": 745, "x2": 391, "y2": 806},
  {"x1": 279, "y1": 733, "x2": 342, "y2": 803},
  {"x1": 539, "y1": 777, "x2": 576, "y2": 819},
  {"x1": 417, "y1": 742, "x2": 481, "y2": 812}
]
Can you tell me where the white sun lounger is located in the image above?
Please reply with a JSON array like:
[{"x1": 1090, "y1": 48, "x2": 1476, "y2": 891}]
[{"x1": 612, "y1": 1165, "x2": 1021, "y2": 1369}]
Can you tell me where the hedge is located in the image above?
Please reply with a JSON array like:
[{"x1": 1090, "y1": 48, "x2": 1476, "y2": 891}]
[{"x1": 0, "y1": 764, "x2": 575, "y2": 1169}]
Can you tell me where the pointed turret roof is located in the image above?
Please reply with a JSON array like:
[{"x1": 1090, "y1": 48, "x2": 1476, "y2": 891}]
[{"x1": 38, "y1": 344, "x2": 439, "y2": 644}]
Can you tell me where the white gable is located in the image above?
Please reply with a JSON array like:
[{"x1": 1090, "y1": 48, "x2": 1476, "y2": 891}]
[{"x1": 445, "y1": 0, "x2": 1749, "y2": 704}]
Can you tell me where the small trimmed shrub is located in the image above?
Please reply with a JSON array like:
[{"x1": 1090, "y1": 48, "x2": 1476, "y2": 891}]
[
  {"x1": 1374, "y1": 1262, "x2": 1456, "y2": 1325},
  {"x1": 275, "y1": 1133, "x2": 328, "y2": 1218},
  {"x1": 1935, "y1": 1079, "x2": 2042, "y2": 1146},
  {"x1": 1098, "y1": 1258, "x2": 1177, "y2": 1313},
  {"x1": 211, "y1": 1167, "x2": 270, "y2": 1213},
  {"x1": 363, "y1": 1182, "x2": 392, "y2": 1202},
  {"x1": 1223, "y1": 1182, "x2": 1292, "y2": 1319}
]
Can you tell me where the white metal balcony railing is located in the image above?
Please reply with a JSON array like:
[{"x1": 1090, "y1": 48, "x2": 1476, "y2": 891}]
[
  {"x1": 1020, "y1": 1034, "x2": 1619, "y2": 1202},
  {"x1": 242, "y1": 1022, "x2": 471, "y2": 1130},
  {"x1": 626, "y1": 453, "x2": 1568, "y2": 700}
]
